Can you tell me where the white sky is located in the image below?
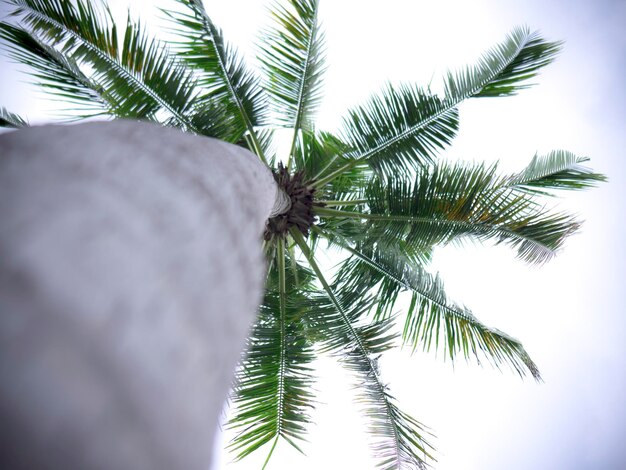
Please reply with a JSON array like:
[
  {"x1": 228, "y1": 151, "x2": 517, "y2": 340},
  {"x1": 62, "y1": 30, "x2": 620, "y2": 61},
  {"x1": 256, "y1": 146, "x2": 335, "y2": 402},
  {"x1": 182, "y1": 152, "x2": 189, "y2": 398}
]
[{"x1": 1, "y1": 1, "x2": 625, "y2": 469}]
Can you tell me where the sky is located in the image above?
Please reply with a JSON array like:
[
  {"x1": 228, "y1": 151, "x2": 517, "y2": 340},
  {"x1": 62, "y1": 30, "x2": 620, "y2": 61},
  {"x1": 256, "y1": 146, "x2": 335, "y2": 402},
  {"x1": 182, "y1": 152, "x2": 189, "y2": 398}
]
[{"x1": 1, "y1": 1, "x2": 625, "y2": 469}]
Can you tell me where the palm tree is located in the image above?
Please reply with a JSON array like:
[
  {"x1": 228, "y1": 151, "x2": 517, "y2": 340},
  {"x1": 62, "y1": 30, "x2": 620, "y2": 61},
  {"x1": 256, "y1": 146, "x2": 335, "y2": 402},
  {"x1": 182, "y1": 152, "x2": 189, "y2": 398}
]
[{"x1": 0, "y1": 0, "x2": 605, "y2": 468}]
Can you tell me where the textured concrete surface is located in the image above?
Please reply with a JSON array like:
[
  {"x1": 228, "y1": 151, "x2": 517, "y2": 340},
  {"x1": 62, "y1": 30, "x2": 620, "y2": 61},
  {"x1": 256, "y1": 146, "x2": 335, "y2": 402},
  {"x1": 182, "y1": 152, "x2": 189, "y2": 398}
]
[{"x1": 0, "y1": 120, "x2": 277, "y2": 469}]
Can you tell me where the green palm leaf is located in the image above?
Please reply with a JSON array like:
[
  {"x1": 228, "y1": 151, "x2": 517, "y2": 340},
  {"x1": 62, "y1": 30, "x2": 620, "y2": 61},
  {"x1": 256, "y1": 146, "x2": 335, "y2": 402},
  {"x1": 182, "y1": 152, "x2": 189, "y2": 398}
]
[
  {"x1": 316, "y1": 28, "x2": 561, "y2": 187},
  {"x1": 0, "y1": 107, "x2": 28, "y2": 128},
  {"x1": 163, "y1": 0, "x2": 267, "y2": 153},
  {"x1": 508, "y1": 150, "x2": 607, "y2": 194},
  {"x1": 316, "y1": 161, "x2": 581, "y2": 264},
  {"x1": 339, "y1": 83, "x2": 460, "y2": 177},
  {"x1": 445, "y1": 26, "x2": 561, "y2": 99},
  {"x1": 259, "y1": 0, "x2": 326, "y2": 162},
  {"x1": 228, "y1": 241, "x2": 316, "y2": 461},
  {"x1": 8, "y1": 0, "x2": 201, "y2": 129},
  {"x1": 116, "y1": 15, "x2": 199, "y2": 121},
  {"x1": 330, "y1": 237, "x2": 540, "y2": 379},
  {"x1": 292, "y1": 229, "x2": 434, "y2": 469},
  {"x1": 0, "y1": 22, "x2": 109, "y2": 118}
]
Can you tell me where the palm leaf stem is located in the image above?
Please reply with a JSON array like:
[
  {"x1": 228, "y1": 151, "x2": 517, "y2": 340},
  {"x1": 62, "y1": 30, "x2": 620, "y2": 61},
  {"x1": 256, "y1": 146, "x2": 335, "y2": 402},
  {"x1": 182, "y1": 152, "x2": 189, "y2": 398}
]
[
  {"x1": 313, "y1": 225, "x2": 538, "y2": 374},
  {"x1": 244, "y1": 131, "x2": 268, "y2": 163},
  {"x1": 18, "y1": 4, "x2": 198, "y2": 131},
  {"x1": 311, "y1": 156, "x2": 364, "y2": 188},
  {"x1": 0, "y1": 22, "x2": 111, "y2": 118},
  {"x1": 287, "y1": 241, "x2": 301, "y2": 287},
  {"x1": 317, "y1": 29, "x2": 561, "y2": 185},
  {"x1": 247, "y1": 125, "x2": 268, "y2": 165},
  {"x1": 290, "y1": 228, "x2": 403, "y2": 468},
  {"x1": 315, "y1": 206, "x2": 567, "y2": 263},
  {"x1": 312, "y1": 152, "x2": 340, "y2": 181},
  {"x1": 312, "y1": 225, "x2": 439, "y2": 311},
  {"x1": 291, "y1": 229, "x2": 370, "y2": 361},
  {"x1": 315, "y1": 206, "x2": 427, "y2": 222},
  {"x1": 318, "y1": 199, "x2": 368, "y2": 206}
]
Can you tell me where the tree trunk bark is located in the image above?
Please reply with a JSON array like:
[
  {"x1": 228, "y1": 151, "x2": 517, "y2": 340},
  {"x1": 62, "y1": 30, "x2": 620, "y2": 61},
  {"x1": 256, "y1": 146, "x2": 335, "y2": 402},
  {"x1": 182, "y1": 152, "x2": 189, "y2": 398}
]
[{"x1": 0, "y1": 120, "x2": 278, "y2": 470}]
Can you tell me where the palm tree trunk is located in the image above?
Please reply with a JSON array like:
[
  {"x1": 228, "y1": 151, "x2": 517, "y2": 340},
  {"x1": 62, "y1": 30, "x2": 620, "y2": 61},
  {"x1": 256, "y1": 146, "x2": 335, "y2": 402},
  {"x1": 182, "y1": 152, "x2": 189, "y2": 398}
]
[{"x1": 0, "y1": 120, "x2": 281, "y2": 470}]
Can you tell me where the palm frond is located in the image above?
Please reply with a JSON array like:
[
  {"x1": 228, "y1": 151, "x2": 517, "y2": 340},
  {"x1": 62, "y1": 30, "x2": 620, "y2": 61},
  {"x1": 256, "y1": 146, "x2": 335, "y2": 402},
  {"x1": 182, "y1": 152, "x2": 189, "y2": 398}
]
[
  {"x1": 0, "y1": 22, "x2": 109, "y2": 118},
  {"x1": 7, "y1": 0, "x2": 201, "y2": 129},
  {"x1": 316, "y1": 28, "x2": 560, "y2": 187},
  {"x1": 445, "y1": 26, "x2": 561, "y2": 99},
  {"x1": 316, "y1": 161, "x2": 581, "y2": 264},
  {"x1": 368, "y1": 391, "x2": 434, "y2": 470},
  {"x1": 259, "y1": 0, "x2": 326, "y2": 162},
  {"x1": 340, "y1": 83, "x2": 459, "y2": 177},
  {"x1": 0, "y1": 107, "x2": 29, "y2": 128},
  {"x1": 330, "y1": 237, "x2": 540, "y2": 379},
  {"x1": 508, "y1": 150, "x2": 607, "y2": 194},
  {"x1": 228, "y1": 242, "x2": 316, "y2": 460},
  {"x1": 341, "y1": 335, "x2": 434, "y2": 470},
  {"x1": 292, "y1": 229, "x2": 434, "y2": 469},
  {"x1": 366, "y1": 162, "x2": 582, "y2": 264},
  {"x1": 163, "y1": 0, "x2": 267, "y2": 150},
  {"x1": 304, "y1": 284, "x2": 395, "y2": 356}
]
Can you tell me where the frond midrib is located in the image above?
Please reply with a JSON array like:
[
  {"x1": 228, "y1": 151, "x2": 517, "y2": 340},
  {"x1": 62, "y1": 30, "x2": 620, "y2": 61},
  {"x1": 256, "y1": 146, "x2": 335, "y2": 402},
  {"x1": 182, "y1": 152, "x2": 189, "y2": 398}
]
[
  {"x1": 353, "y1": 101, "x2": 454, "y2": 163},
  {"x1": 32, "y1": 29, "x2": 110, "y2": 109},
  {"x1": 276, "y1": 238, "x2": 288, "y2": 437},
  {"x1": 322, "y1": 230, "x2": 529, "y2": 358},
  {"x1": 451, "y1": 30, "x2": 527, "y2": 100},
  {"x1": 316, "y1": 207, "x2": 562, "y2": 258},
  {"x1": 508, "y1": 154, "x2": 590, "y2": 187},
  {"x1": 288, "y1": 4, "x2": 319, "y2": 162},
  {"x1": 0, "y1": 22, "x2": 110, "y2": 114}
]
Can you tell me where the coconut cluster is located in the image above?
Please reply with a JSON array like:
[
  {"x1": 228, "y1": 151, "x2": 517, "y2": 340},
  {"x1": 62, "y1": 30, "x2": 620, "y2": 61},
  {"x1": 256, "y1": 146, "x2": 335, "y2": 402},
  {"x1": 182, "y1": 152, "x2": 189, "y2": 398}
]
[{"x1": 264, "y1": 163, "x2": 320, "y2": 241}]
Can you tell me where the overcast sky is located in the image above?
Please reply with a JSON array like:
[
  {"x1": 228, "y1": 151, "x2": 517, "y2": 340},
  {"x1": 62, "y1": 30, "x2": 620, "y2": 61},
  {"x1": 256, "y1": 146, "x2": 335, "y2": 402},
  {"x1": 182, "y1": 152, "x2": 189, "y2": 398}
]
[{"x1": 1, "y1": 1, "x2": 625, "y2": 469}]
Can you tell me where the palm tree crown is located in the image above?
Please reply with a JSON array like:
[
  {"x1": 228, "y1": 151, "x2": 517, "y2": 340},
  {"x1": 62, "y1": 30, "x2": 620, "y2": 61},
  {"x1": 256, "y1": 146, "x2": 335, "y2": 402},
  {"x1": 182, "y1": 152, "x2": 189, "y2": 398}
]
[{"x1": 0, "y1": 0, "x2": 605, "y2": 468}]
